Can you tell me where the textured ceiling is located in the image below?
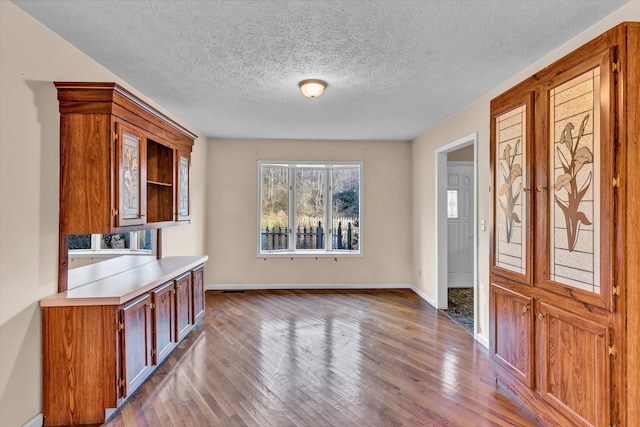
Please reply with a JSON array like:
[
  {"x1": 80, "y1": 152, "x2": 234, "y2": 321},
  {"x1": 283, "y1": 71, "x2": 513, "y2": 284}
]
[{"x1": 12, "y1": 0, "x2": 628, "y2": 140}]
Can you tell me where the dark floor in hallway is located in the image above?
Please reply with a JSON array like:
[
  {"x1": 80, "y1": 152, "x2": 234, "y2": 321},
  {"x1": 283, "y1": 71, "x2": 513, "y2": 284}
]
[{"x1": 442, "y1": 287, "x2": 474, "y2": 335}]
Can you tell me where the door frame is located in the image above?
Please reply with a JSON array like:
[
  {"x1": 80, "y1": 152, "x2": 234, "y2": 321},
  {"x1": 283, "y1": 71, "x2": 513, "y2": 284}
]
[{"x1": 435, "y1": 132, "x2": 478, "y2": 337}]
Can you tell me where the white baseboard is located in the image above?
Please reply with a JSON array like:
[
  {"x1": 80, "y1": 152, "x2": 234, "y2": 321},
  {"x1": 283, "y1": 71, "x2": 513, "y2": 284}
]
[
  {"x1": 410, "y1": 286, "x2": 437, "y2": 307},
  {"x1": 22, "y1": 413, "x2": 43, "y2": 427},
  {"x1": 206, "y1": 283, "x2": 412, "y2": 291},
  {"x1": 476, "y1": 335, "x2": 489, "y2": 349}
]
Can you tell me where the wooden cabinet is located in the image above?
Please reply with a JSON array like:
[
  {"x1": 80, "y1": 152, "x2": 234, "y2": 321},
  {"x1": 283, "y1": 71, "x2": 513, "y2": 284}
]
[
  {"x1": 151, "y1": 281, "x2": 176, "y2": 364},
  {"x1": 146, "y1": 139, "x2": 175, "y2": 224},
  {"x1": 489, "y1": 23, "x2": 638, "y2": 427},
  {"x1": 41, "y1": 258, "x2": 207, "y2": 426},
  {"x1": 490, "y1": 285, "x2": 533, "y2": 388},
  {"x1": 192, "y1": 265, "x2": 205, "y2": 323},
  {"x1": 536, "y1": 302, "x2": 611, "y2": 427},
  {"x1": 55, "y1": 82, "x2": 197, "y2": 234},
  {"x1": 120, "y1": 294, "x2": 153, "y2": 398},
  {"x1": 175, "y1": 272, "x2": 192, "y2": 341}
]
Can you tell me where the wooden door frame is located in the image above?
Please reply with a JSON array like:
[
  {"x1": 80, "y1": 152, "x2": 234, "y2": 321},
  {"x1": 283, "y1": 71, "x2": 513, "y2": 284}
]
[{"x1": 435, "y1": 132, "x2": 479, "y2": 339}]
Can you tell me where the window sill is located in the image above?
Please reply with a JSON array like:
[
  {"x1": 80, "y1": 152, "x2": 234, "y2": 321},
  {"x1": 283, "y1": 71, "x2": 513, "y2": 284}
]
[
  {"x1": 258, "y1": 250, "x2": 362, "y2": 258},
  {"x1": 69, "y1": 250, "x2": 153, "y2": 258}
]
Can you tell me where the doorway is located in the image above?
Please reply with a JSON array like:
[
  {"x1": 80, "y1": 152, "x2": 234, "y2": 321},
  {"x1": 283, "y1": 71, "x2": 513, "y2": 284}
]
[{"x1": 435, "y1": 133, "x2": 478, "y2": 337}]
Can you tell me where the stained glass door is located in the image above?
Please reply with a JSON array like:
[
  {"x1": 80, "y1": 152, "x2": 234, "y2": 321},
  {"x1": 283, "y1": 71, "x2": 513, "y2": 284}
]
[
  {"x1": 539, "y1": 49, "x2": 615, "y2": 310},
  {"x1": 116, "y1": 121, "x2": 147, "y2": 227},
  {"x1": 491, "y1": 93, "x2": 533, "y2": 285}
]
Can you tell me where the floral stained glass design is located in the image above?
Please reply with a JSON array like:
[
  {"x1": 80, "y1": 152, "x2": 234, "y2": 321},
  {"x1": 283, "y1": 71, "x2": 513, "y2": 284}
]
[
  {"x1": 178, "y1": 156, "x2": 189, "y2": 217},
  {"x1": 549, "y1": 67, "x2": 600, "y2": 294},
  {"x1": 495, "y1": 104, "x2": 526, "y2": 274},
  {"x1": 122, "y1": 133, "x2": 140, "y2": 219}
]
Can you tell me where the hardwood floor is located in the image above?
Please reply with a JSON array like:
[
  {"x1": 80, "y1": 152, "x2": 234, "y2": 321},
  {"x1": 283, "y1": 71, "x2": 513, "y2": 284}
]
[{"x1": 105, "y1": 289, "x2": 542, "y2": 427}]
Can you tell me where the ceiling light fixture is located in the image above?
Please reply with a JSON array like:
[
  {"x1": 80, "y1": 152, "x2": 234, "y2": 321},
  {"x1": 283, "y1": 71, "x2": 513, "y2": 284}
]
[{"x1": 299, "y1": 79, "x2": 327, "y2": 98}]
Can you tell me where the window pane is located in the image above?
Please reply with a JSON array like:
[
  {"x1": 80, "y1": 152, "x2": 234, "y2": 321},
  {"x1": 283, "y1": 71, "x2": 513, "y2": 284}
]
[
  {"x1": 138, "y1": 229, "x2": 153, "y2": 250},
  {"x1": 261, "y1": 165, "x2": 289, "y2": 250},
  {"x1": 447, "y1": 190, "x2": 459, "y2": 218},
  {"x1": 332, "y1": 167, "x2": 360, "y2": 251},
  {"x1": 296, "y1": 169, "x2": 326, "y2": 249},
  {"x1": 68, "y1": 234, "x2": 91, "y2": 250},
  {"x1": 100, "y1": 233, "x2": 130, "y2": 249}
]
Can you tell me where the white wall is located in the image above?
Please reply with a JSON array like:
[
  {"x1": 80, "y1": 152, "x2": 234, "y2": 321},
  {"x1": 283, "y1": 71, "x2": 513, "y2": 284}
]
[
  {"x1": 0, "y1": 2, "x2": 206, "y2": 426},
  {"x1": 411, "y1": 1, "x2": 640, "y2": 346},
  {"x1": 206, "y1": 138, "x2": 412, "y2": 286}
]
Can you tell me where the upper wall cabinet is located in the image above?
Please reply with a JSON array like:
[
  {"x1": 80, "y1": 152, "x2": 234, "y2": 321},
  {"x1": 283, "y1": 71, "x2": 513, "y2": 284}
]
[{"x1": 56, "y1": 82, "x2": 197, "y2": 234}]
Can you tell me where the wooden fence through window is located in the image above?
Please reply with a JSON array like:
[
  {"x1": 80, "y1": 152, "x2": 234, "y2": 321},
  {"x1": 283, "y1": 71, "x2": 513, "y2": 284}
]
[{"x1": 261, "y1": 220, "x2": 357, "y2": 251}]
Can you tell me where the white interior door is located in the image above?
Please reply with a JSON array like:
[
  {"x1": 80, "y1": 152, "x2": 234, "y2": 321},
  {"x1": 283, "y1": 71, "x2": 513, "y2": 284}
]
[{"x1": 447, "y1": 163, "x2": 474, "y2": 287}]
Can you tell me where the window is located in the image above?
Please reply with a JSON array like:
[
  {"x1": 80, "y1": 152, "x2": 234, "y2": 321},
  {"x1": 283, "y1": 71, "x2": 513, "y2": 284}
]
[
  {"x1": 68, "y1": 230, "x2": 154, "y2": 255},
  {"x1": 259, "y1": 161, "x2": 361, "y2": 256},
  {"x1": 447, "y1": 190, "x2": 459, "y2": 218}
]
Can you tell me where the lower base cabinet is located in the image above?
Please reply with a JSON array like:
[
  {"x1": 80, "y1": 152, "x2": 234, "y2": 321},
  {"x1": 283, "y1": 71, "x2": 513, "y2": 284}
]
[
  {"x1": 42, "y1": 263, "x2": 205, "y2": 426},
  {"x1": 175, "y1": 272, "x2": 192, "y2": 342},
  {"x1": 120, "y1": 293, "x2": 153, "y2": 399},
  {"x1": 491, "y1": 283, "x2": 612, "y2": 427},
  {"x1": 152, "y1": 281, "x2": 176, "y2": 364}
]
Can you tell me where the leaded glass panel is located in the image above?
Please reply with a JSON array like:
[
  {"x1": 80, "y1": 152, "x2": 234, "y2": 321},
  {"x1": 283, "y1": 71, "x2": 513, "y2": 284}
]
[
  {"x1": 549, "y1": 67, "x2": 600, "y2": 294},
  {"x1": 495, "y1": 104, "x2": 527, "y2": 274}
]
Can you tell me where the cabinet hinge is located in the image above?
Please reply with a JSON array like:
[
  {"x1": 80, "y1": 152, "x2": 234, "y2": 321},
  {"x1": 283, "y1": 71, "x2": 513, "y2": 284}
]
[
  {"x1": 612, "y1": 285, "x2": 620, "y2": 297},
  {"x1": 608, "y1": 345, "x2": 617, "y2": 358},
  {"x1": 612, "y1": 176, "x2": 621, "y2": 188},
  {"x1": 118, "y1": 378, "x2": 125, "y2": 388},
  {"x1": 117, "y1": 322, "x2": 124, "y2": 331},
  {"x1": 612, "y1": 60, "x2": 620, "y2": 73},
  {"x1": 112, "y1": 208, "x2": 118, "y2": 217},
  {"x1": 149, "y1": 302, "x2": 155, "y2": 310},
  {"x1": 151, "y1": 349, "x2": 156, "y2": 356},
  {"x1": 114, "y1": 133, "x2": 118, "y2": 143}
]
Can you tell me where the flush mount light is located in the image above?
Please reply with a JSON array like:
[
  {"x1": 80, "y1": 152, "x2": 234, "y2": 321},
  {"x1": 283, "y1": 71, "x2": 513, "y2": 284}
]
[{"x1": 299, "y1": 79, "x2": 327, "y2": 98}]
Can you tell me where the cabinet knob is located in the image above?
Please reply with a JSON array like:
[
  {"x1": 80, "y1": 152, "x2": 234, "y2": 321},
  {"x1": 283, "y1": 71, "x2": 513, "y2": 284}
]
[
  {"x1": 522, "y1": 187, "x2": 530, "y2": 192},
  {"x1": 536, "y1": 185, "x2": 547, "y2": 193},
  {"x1": 522, "y1": 306, "x2": 528, "y2": 313},
  {"x1": 538, "y1": 313, "x2": 545, "y2": 320}
]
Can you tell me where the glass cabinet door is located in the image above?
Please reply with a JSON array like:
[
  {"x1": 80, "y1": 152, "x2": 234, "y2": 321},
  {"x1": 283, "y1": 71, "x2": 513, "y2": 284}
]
[
  {"x1": 538, "y1": 48, "x2": 615, "y2": 311},
  {"x1": 176, "y1": 152, "x2": 190, "y2": 221},
  {"x1": 491, "y1": 93, "x2": 533, "y2": 285},
  {"x1": 116, "y1": 122, "x2": 147, "y2": 227}
]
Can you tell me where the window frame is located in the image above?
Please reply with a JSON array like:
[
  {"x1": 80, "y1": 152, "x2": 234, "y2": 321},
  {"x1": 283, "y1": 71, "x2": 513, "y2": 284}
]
[
  {"x1": 257, "y1": 160, "x2": 363, "y2": 258},
  {"x1": 68, "y1": 230, "x2": 155, "y2": 258}
]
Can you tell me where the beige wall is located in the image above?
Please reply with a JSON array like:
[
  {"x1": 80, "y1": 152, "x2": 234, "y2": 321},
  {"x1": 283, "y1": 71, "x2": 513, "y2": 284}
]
[
  {"x1": 206, "y1": 138, "x2": 412, "y2": 285},
  {"x1": 411, "y1": 1, "x2": 640, "y2": 346},
  {"x1": 0, "y1": 2, "x2": 206, "y2": 426},
  {"x1": 447, "y1": 145, "x2": 474, "y2": 161}
]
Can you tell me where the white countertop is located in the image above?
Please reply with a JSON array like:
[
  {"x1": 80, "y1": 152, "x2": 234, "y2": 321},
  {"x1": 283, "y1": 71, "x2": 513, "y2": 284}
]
[{"x1": 41, "y1": 255, "x2": 208, "y2": 307}]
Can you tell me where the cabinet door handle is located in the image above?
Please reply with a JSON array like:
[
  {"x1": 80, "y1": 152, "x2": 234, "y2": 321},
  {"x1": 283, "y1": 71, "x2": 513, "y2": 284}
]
[{"x1": 536, "y1": 185, "x2": 547, "y2": 192}]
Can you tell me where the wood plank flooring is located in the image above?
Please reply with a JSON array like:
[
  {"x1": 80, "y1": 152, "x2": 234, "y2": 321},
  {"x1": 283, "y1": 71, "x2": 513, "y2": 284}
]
[{"x1": 105, "y1": 289, "x2": 543, "y2": 426}]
